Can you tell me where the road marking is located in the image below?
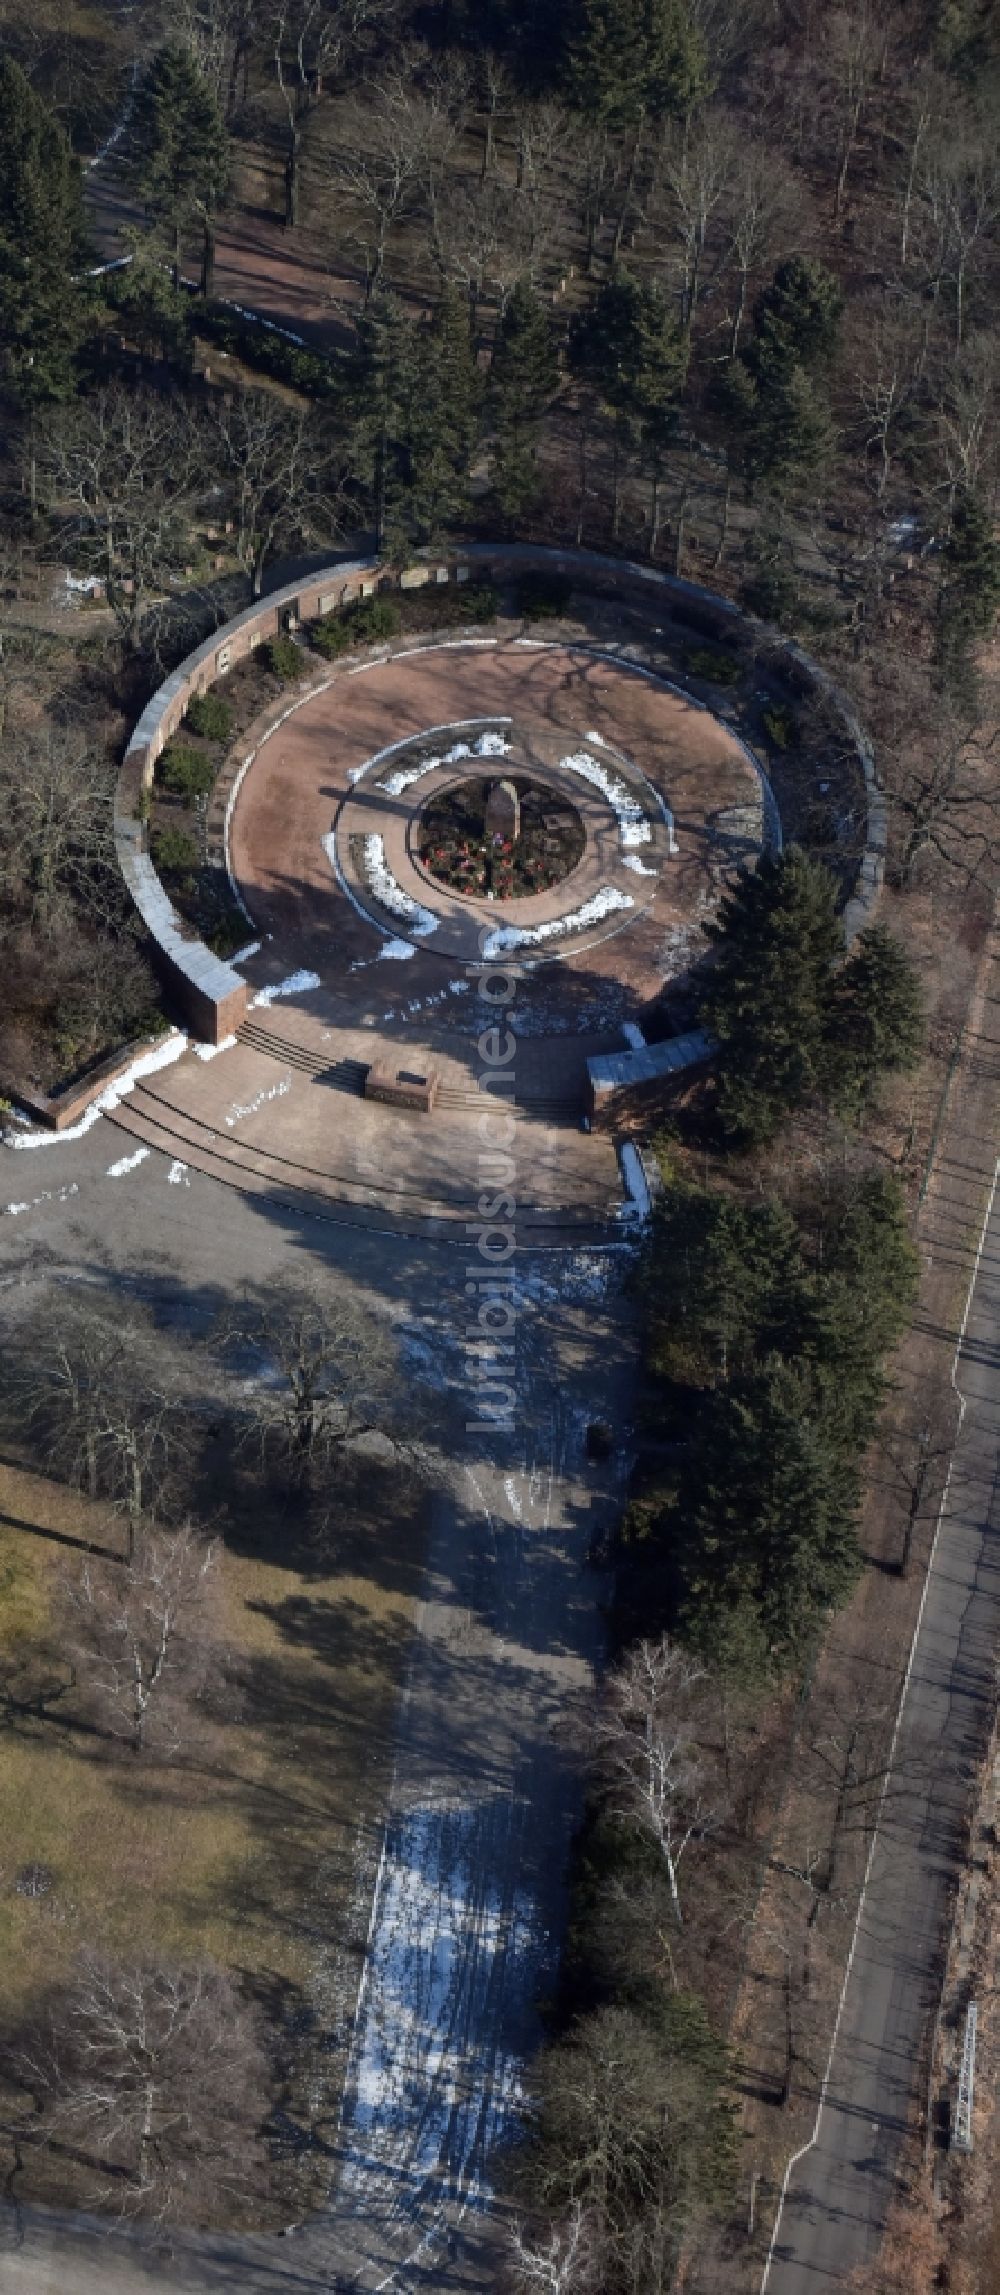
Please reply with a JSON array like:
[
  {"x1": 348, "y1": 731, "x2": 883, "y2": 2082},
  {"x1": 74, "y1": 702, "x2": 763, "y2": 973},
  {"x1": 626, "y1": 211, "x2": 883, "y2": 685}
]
[{"x1": 760, "y1": 1156, "x2": 1000, "y2": 2291}]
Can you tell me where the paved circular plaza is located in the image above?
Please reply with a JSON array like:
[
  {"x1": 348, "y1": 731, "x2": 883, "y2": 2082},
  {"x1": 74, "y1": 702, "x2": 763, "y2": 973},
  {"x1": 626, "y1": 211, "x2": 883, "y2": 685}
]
[
  {"x1": 106, "y1": 638, "x2": 770, "y2": 1239},
  {"x1": 229, "y1": 639, "x2": 766, "y2": 1013}
]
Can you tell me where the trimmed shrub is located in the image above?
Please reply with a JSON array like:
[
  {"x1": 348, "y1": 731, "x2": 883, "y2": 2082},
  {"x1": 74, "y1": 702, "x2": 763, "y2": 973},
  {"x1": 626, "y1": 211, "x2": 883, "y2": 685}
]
[
  {"x1": 156, "y1": 744, "x2": 215, "y2": 804},
  {"x1": 264, "y1": 635, "x2": 308, "y2": 682},
  {"x1": 515, "y1": 570, "x2": 573, "y2": 619},
  {"x1": 762, "y1": 703, "x2": 798, "y2": 748},
  {"x1": 186, "y1": 692, "x2": 233, "y2": 742},
  {"x1": 311, "y1": 615, "x2": 354, "y2": 660},
  {"x1": 348, "y1": 596, "x2": 400, "y2": 642},
  {"x1": 683, "y1": 646, "x2": 742, "y2": 685},
  {"x1": 207, "y1": 908, "x2": 251, "y2": 957},
  {"x1": 453, "y1": 582, "x2": 497, "y2": 624},
  {"x1": 311, "y1": 594, "x2": 401, "y2": 659},
  {"x1": 151, "y1": 824, "x2": 200, "y2": 876}
]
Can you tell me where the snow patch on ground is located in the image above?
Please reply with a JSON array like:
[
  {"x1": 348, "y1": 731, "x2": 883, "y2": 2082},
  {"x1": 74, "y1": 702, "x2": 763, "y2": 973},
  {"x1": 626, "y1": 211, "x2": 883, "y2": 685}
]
[
  {"x1": 559, "y1": 748, "x2": 653, "y2": 848},
  {"x1": 248, "y1": 970, "x2": 320, "y2": 1009},
  {"x1": 618, "y1": 1143, "x2": 652, "y2": 1223},
  {"x1": 482, "y1": 884, "x2": 633, "y2": 959},
  {"x1": 4, "y1": 1182, "x2": 80, "y2": 1218},
  {"x1": 339, "y1": 1801, "x2": 535, "y2": 2206},
  {"x1": 106, "y1": 1147, "x2": 150, "y2": 1179},
  {"x1": 516, "y1": 1248, "x2": 634, "y2": 1306},
  {"x1": 194, "y1": 1034, "x2": 237, "y2": 1061},
  {"x1": 167, "y1": 1161, "x2": 191, "y2": 1187},
  {"x1": 231, "y1": 940, "x2": 261, "y2": 965},
  {"x1": 622, "y1": 853, "x2": 657, "y2": 876},
  {"x1": 362, "y1": 835, "x2": 438, "y2": 936},
  {"x1": 378, "y1": 730, "x2": 511, "y2": 798},
  {"x1": 376, "y1": 938, "x2": 417, "y2": 962},
  {"x1": 4, "y1": 1033, "x2": 187, "y2": 1149},
  {"x1": 656, "y1": 921, "x2": 703, "y2": 977},
  {"x1": 621, "y1": 1022, "x2": 646, "y2": 1050},
  {"x1": 225, "y1": 1076, "x2": 291, "y2": 1127}
]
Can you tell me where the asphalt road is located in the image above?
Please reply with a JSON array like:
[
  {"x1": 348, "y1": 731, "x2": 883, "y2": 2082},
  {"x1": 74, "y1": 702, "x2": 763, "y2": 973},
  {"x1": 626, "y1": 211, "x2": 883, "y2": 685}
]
[{"x1": 762, "y1": 1161, "x2": 1000, "y2": 2291}]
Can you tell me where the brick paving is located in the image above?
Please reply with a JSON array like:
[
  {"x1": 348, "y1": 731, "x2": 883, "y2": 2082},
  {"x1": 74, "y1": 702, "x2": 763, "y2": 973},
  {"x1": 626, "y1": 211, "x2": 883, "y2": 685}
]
[{"x1": 119, "y1": 639, "x2": 758, "y2": 1232}]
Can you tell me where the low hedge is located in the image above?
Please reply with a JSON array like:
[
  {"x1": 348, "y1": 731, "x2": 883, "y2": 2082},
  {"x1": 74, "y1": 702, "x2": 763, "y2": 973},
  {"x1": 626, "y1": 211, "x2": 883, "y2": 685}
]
[{"x1": 195, "y1": 302, "x2": 339, "y2": 400}]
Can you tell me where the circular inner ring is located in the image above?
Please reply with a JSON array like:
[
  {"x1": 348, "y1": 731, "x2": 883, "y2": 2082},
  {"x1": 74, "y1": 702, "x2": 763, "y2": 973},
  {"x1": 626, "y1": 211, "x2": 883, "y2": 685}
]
[{"x1": 415, "y1": 774, "x2": 586, "y2": 902}]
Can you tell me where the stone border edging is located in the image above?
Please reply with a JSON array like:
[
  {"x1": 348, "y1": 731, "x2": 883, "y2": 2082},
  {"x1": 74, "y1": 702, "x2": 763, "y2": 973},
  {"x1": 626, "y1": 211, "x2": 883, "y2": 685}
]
[
  {"x1": 117, "y1": 547, "x2": 885, "y2": 1045},
  {"x1": 3, "y1": 1030, "x2": 182, "y2": 1135}
]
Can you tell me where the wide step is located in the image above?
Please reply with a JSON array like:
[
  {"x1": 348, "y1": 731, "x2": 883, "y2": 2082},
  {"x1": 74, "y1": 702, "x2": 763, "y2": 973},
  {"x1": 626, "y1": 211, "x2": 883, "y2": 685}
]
[
  {"x1": 238, "y1": 1022, "x2": 582, "y2": 1118},
  {"x1": 105, "y1": 1088, "x2": 618, "y2": 1243}
]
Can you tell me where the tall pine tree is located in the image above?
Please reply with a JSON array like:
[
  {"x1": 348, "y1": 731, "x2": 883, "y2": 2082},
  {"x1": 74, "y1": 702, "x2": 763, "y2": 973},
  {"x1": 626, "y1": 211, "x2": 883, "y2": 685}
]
[
  {"x1": 0, "y1": 58, "x2": 87, "y2": 411},
  {"x1": 566, "y1": 0, "x2": 709, "y2": 130},
  {"x1": 700, "y1": 848, "x2": 844, "y2": 1143},
  {"x1": 405, "y1": 290, "x2": 482, "y2": 545},
  {"x1": 123, "y1": 44, "x2": 229, "y2": 290},
  {"x1": 490, "y1": 280, "x2": 559, "y2": 523}
]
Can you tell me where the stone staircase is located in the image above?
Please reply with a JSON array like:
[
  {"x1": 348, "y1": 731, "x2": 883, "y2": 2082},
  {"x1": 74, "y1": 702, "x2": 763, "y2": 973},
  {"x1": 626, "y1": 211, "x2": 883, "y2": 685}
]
[
  {"x1": 104, "y1": 1070, "x2": 616, "y2": 1246},
  {"x1": 237, "y1": 1019, "x2": 586, "y2": 1124}
]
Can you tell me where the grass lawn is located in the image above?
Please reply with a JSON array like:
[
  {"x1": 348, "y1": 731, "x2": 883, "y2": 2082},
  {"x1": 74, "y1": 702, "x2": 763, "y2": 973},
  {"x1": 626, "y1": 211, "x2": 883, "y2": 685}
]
[{"x1": 0, "y1": 1454, "x2": 426, "y2": 2228}]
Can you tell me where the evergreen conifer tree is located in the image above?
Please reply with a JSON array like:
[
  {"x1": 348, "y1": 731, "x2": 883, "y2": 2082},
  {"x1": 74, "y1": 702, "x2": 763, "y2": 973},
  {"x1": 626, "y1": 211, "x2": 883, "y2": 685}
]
[
  {"x1": 699, "y1": 848, "x2": 844, "y2": 1142},
  {"x1": 0, "y1": 58, "x2": 87, "y2": 411},
  {"x1": 827, "y1": 926, "x2": 926, "y2": 1109},
  {"x1": 679, "y1": 1362, "x2": 861, "y2": 1663},
  {"x1": 935, "y1": 485, "x2": 1000, "y2": 703},
  {"x1": 401, "y1": 292, "x2": 481, "y2": 544},
  {"x1": 344, "y1": 295, "x2": 418, "y2": 554},
  {"x1": 490, "y1": 281, "x2": 559, "y2": 522},
  {"x1": 716, "y1": 256, "x2": 842, "y2": 500},
  {"x1": 566, "y1": 0, "x2": 709, "y2": 129},
  {"x1": 124, "y1": 44, "x2": 229, "y2": 289}
]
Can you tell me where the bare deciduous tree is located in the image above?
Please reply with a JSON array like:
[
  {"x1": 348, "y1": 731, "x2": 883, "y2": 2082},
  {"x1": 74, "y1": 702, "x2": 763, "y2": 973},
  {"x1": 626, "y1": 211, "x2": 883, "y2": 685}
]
[
  {"x1": 219, "y1": 1280, "x2": 403, "y2": 1488},
  {"x1": 6, "y1": 1953, "x2": 266, "y2": 2219},
  {"x1": 60, "y1": 1522, "x2": 222, "y2": 1755},
  {"x1": 35, "y1": 388, "x2": 205, "y2": 649},
  {"x1": 507, "y1": 2201, "x2": 602, "y2": 2295},
  {"x1": 594, "y1": 1636, "x2": 724, "y2": 1926},
  {"x1": 210, "y1": 387, "x2": 337, "y2": 596},
  {"x1": 720, "y1": 136, "x2": 800, "y2": 358},
  {"x1": 654, "y1": 111, "x2": 736, "y2": 337},
  {"x1": 849, "y1": 298, "x2": 923, "y2": 498},
  {"x1": 0, "y1": 726, "x2": 116, "y2": 932},
  {"x1": 1, "y1": 1298, "x2": 195, "y2": 1539},
  {"x1": 271, "y1": 0, "x2": 396, "y2": 226}
]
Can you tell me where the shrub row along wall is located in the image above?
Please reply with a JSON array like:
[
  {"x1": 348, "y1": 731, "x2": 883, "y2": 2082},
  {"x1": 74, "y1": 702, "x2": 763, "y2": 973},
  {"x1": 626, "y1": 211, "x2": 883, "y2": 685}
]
[{"x1": 117, "y1": 547, "x2": 887, "y2": 1046}]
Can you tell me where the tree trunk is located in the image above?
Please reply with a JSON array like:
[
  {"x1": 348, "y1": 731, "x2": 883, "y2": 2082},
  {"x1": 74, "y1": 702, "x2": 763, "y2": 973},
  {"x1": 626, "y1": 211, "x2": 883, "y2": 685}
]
[
  {"x1": 611, "y1": 127, "x2": 643, "y2": 267},
  {"x1": 712, "y1": 476, "x2": 732, "y2": 570},
  {"x1": 284, "y1": 125, "x2": 300, "y2": 229},
  {"x1": 673, "y1": 486, "x2": 690, "y2": 577},
  {"x1": 200, "y1": 215, "x2": 215, "y2": 299},
  {"x1": 730, "y1": 274, "x2": 748, "y2": 359},
  {"x1": 575, "y1": 411, "x2": 589, "y2": 547}
]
